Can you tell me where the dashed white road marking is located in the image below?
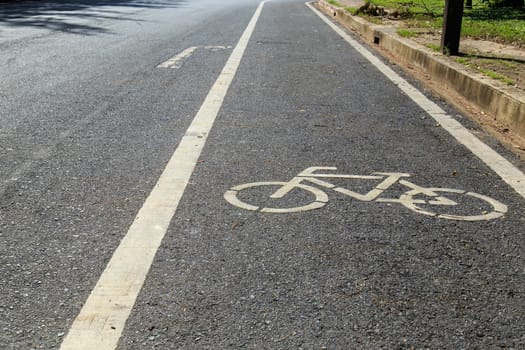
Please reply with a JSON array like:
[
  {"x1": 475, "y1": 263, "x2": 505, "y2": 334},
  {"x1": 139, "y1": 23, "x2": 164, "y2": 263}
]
[
  {"x1": 157, "y1": 45, "x2": 233, "y2": 69},
  {"x1": 204, "y1": 45, "x2": 233, "y2": 51},
  {"x1": 307, "y1": 2, "x2": 525, "y2": 201},
  {"x1": 157, "y1": 46, "x2": 198, "y2": 68},
  {"x1": 60, "y1": 2, "x2": 267, "y2": 349}
]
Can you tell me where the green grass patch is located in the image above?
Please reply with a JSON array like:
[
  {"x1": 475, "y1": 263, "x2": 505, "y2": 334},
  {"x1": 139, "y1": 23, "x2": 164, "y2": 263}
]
[
  {"x1": 455, "y1": 57, "x2": 515, "y2": 85},
  {"x1": 462, "y1": 18, "x2": 525, "y2": 45},
  {"x1": 456, "y1": 57, "x2": 471, "y2": 65},
  {"x1": 357, "y1": 0, "x2": 525, "y2": 46},
  {"x1": 426, "y1": 43, "x2": 441, "y2": 52},
  {"x1": 397, "y1": 28, "x2": 419, "y2": 38},
  {"x1": 480, "y1": 68, "x2": 515, "y2": 85},
  {"x1": 499, "y1": 60, "x2": 519, "y2": 68},
  {"x1": 327, "y1": 0, "x2": 343, "y2": 6},
  {"x1": 345, "y1": 6, "x2": 359, "y2": 15}
]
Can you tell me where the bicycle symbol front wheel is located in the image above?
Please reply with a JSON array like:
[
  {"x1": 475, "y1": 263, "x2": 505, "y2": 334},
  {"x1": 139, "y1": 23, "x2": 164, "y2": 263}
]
[
  {"x1": 224, "y1": 181, "x2": 328, "y2": 213},
  {"x1": 399, "y1": 188, "x2": 508, "y2": 221}
]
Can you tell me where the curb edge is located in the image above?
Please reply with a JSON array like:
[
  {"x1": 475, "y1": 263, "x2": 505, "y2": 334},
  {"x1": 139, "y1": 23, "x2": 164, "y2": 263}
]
[{"x1": 316, "y1": 0, "x2": 525, "y2": 139}]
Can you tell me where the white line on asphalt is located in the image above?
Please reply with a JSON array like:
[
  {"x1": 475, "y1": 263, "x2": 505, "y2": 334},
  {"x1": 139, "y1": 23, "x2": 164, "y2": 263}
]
[
  {"x1": 157, "y1": 46, "x2": 198, "y2": 68},
  {"x1": 60, "y1": 2, "x2": 266, "y2": 349},
  {"x1": 204, "y1": 45, "x2": 234, "y2": 51},
  {"x1": 157, "y1": 46, "x2": 234, "y2": 69},
  {"x1": 307, "y1": 2, "x2": 525, "y2": 201}
]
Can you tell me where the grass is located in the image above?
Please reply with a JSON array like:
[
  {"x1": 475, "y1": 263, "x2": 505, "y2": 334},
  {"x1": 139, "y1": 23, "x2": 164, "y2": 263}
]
[
  {"x1": 456, "y1": 57, "x2": 470, "y2": 65},
  {"x1": 327, "y1": 0, "x2": 343, "y2": 6},
  {"x1": 404, "y1": 17, "x2": 443, "y2": 30},
  {"x1": 426, "y1": 43, "x2": 441, "y2": 52},
  {"x1": 499, "y1": 60, "x2": 519, "y2": 68},
  {"x1": 480, "y1": 68, "x2": 515, "y2": 85},
  {"x1": 462, "y1": 18, "x2": 525, "y2": 44},
  {"x1": 397, "y1": 28, "x2": 418, "y2": 38},
  {"x1": 456, "y1": 57, "x2": 516, "y2": 85},
  {"x1": 345, "y1": 6, "x2": 359, "y2": 15},
  {"x1": 342, "y1": 0, "x2": 525, "y2": 46}
]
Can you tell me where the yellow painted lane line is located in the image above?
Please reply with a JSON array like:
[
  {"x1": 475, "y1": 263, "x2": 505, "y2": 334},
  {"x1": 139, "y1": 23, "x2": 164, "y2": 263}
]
[{"x1": 60, "y1": 2, "x2": 267, "y2": 349}]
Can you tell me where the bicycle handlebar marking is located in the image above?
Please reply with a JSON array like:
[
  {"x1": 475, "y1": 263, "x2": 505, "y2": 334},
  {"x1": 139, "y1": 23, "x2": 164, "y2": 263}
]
[{"x1": 224, "y1": 167, "x2": 508, "y2": 221}]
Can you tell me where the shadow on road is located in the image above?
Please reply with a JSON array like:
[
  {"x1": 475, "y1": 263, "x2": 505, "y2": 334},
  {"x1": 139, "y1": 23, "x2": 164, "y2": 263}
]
[{"x1": 0, "y1": 0, "x2": 187, "y2": 35}]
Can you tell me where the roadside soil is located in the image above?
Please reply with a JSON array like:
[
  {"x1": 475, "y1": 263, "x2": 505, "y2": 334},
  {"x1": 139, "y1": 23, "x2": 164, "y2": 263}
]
[{"x1": 412, "y1": 34, "x2": 524, "y2": 91}]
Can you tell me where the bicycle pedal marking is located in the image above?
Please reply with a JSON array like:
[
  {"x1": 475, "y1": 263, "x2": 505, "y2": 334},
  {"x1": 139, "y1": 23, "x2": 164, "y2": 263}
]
[{"x1": 223, "y1": 167, "x2": 508, "y2": 221}]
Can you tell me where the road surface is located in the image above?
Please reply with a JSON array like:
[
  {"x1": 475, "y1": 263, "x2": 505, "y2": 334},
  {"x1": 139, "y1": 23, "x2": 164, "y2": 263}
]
[{"x1": 1, "y1": 0, "x2": 524, "y2": 348}]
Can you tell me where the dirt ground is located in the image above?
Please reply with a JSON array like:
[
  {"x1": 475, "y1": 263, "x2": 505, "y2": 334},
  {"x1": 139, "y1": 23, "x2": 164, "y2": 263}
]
[{"x1": 412, "y1": 34, "x2": 525, "y2": 92}]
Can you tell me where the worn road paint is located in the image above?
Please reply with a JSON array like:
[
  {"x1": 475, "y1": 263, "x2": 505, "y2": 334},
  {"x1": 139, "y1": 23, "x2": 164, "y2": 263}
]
[
  {"x1": 157, "y1": 46, "x2": 198, "y2": 68},
  {"x1": 60, "y1": 2, "x2": 267, "y2": 349},
  {"x1": 307, "y1": 2, "x2": 525, "y2": 203},
  {"x1": 157, "y1": 46, "x2": 233, "y2": 69},
  {"x1": 204, "y1": 45, "x2": 233, "y2": 51}
]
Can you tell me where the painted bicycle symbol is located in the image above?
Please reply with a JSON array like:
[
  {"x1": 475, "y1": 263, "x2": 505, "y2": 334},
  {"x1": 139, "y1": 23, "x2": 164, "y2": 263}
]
[{"x1": 224, "y1": 167, "x2": 507, "y2": 221}]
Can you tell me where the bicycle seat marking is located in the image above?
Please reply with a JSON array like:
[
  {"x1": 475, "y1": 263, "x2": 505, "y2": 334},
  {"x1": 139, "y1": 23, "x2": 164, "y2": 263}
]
[{"x1": 224, "y1": 166, "x2": 508, "y2": 221}]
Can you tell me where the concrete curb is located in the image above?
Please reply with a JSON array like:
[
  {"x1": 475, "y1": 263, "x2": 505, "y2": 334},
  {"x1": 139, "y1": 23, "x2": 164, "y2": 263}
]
[{"x1": 316, "y1": 0, "x2": 525, "y2": 138}]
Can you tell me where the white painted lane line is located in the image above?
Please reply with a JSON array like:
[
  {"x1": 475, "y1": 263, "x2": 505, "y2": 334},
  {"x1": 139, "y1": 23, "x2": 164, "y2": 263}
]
[
  {"x1": 225, "y1": 167, "x2": 507, "y2": 220},
  {"x1": 307, "y1": 2, "x2": 525, "y2": 201},
  {"x1": 60, "y1": 2, "x2": 266, "y2": 349},
  {"x1": 157, "y1": 46, "x2": 233, "y2": 69},
  {"x1": 204, "y1": 45, "x2": 233, "y2": 51},
  {"x1": 157, "y1": 46, "x2": 198, "y2": 68}
]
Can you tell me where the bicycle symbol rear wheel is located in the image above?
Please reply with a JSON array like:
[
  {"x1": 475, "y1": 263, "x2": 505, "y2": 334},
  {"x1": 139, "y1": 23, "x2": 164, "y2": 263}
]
[{"x1": 224, "y1": 181, "x2": 328, "y2": 213}]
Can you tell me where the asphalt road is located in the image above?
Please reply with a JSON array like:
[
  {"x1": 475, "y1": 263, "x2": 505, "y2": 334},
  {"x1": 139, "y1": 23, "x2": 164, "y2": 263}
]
[{"x1": 1, "y1": 0, "x2": 524, "y2": 349}]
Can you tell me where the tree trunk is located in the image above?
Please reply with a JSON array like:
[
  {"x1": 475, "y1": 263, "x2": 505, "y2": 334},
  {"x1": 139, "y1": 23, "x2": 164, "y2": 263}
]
[{"x1": 441, "y1": 0, "x2": 465, "y2": 55}]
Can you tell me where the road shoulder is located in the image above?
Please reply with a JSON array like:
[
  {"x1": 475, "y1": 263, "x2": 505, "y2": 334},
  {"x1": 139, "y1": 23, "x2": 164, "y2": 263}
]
[{"x1": 315, "y1": 0, "x2": 525, "y2": 159}]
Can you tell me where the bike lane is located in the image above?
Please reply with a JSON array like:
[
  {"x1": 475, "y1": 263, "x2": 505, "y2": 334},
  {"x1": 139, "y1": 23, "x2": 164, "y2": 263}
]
[{"x1": 119, "y1": 1, "x2": 525, "y2": 348}]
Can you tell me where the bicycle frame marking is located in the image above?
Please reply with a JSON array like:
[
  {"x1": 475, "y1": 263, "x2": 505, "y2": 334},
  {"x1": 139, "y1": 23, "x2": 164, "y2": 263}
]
[{"x1": 224, "y1": 167, "x2": 508, "y2": 221}]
